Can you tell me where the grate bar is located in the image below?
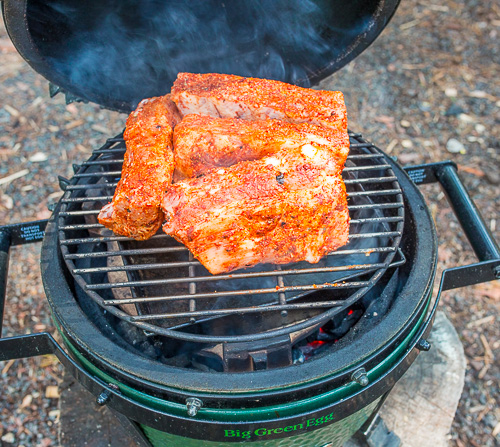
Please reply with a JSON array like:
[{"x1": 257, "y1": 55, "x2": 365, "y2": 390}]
[
  {"x1": 349, "y1": 216, "x2": 403, "y2": 225},
  {"x1": 60, "y1": 230, "x2": 401, "y2": 248},
  {"x1": 64, "y1": 175, "x2": 398, "y2": 192},
  {"x1": 81, "y1": 160, "x2": 123, "y2": 166},
  {"x1": 66, "y1": 183, "x2": 119, "y2": 191},
  {"x1": 348, "y1": 189, "x2": 401, "y2": 197},
  {"x1": 60, "y1": 188, "x2": 402, "y2": 205},
  {"x1": 128, "y1": 301, "x2": 351, "y2": 321},
  {"x1": 61, "y1": 195, "x2": 113, "y2": 203},
  {"x1": 66, "y1": 244, "x2": 396, "y2": 261},
  {"x1": 59, "y1": 215, "x2": 402, "y2": 232},
  {"x1": 348, "y1": 231, "x2": 401, "y2": 239},
  {"x1": 110, "y1": 282, "x2": 370, "y2": 313},
  {"x1": 73, "y1": 261, "x2": 200, "y2": 274},
  {"x1": 343, "y1": 164, "x2": 391, "y2": 172},
  {"x1": 64, "y1": 246, "x2": 187, "y2": 260},
  {"x1": 93, "y1": 148, "x2": 126, "y2": 155},
  {"x1": 346, "y1": 154, "x2": 385, "y2": 160},
  {"x1": 60, "y1": 233, "x2": 170, "y2": 245},
  {"x1": 84, "y1": 261, "x2": 394, "y2": 289},
  {"x1": 344, "y1": 176, "x2": 397, "y2": 185},
  {"x1": 59, "y1": 201, "x2": 404, "y2": 218}
]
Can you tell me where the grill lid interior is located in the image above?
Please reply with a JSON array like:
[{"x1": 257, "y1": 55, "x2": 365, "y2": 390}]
[
  {"x1": 3, "y1": 0, "x2": 400, "y2": 111},
  {"x1": 57, "y1": 132, "x2": 405, "y2": 344}
]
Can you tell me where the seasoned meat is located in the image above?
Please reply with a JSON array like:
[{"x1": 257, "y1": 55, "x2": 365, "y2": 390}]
[
  {"x1": 171, "y1": 73, "x2": 347, "y2": 131},
  {"x1": 162, "y1": 144, "x2": 349, "y2": 274},
  {"x1": 98, "y1": 95, "x2": 182, "y2": 240},
  {"x1": 173, "y1": 115, "x2": 350, "y2": 181}
]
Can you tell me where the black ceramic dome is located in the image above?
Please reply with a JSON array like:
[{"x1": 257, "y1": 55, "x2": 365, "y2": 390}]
[{"x1": 2, "y1": 0, "x2": 400, "y2": 112}]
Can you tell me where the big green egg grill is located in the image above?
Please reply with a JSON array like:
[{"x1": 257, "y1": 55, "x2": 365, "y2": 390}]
[{"x1": 1, "y1": 1, "x2": 500, "y2": 446}]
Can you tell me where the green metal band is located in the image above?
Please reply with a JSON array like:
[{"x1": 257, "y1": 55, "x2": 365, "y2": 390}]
[{"x1": 56, "y1": 292, "x2": 430, "y2": 423}]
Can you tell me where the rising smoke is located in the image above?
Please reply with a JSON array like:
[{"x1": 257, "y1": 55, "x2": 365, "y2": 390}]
[{"x1": 27, "y1": 0, "x2": 378, "y2": 110}]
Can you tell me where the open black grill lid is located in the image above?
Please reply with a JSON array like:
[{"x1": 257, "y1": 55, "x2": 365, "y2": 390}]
[{"x1": 2, "y1": 0, "x2": 400, "y2": 112}]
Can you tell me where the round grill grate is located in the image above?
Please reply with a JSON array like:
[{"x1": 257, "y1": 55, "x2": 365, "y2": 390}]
[{"x1": 57, "y1": 132, "x2": 405, "y2": 343}]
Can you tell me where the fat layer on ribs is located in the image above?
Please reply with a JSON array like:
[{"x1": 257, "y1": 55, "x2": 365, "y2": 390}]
[
  {"x1": 173, "y1": 114, "x2": 350, "y2": 181},
  {"x1": 162, "y1": 144, "x2": 349, "y2": 275},
  {"x1": 171, "y1": 73, "x2": 347, "y2": 131},
  {"x1": 98, "y1": 95, "x2": 182, "y2": 240}
]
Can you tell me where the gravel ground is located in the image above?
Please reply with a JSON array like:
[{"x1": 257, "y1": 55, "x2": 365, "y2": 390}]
[{"x1": 1, "y1": 1, "x2": 499, "y2": 446}]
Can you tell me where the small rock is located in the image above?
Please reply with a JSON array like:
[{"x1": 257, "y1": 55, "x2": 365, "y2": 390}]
[
  {"x1": 475, "y1": 123, "x2": 486, "y2": 133},
  {"x1": 0, "y1": 194, "x2": 13, "y2": 210},
  {"x1": 467, "y1": 136, "x2": 484, "y2": 144},
  {"x1": 485, "y1": 170, "x2": 500, "y2": 185},
  {"x1": 445, "y1": 104, "x2": 465, "y2": 116},
  {"x1": 446, "y1": 138, "x2": 467, "y2": 154},
  {"x1": 49, "y1": 409, "x2": 60, "y2": 420},
  {"x1": 398, "y1": 153, "x2": 420, "y2": 163},
  {"x1": 459, "y1": 113, "x2": 475, "y2": 124},
  {"x1": 29, "y1": 152, "x2": 48, "y2": 163},
  {"x1": 419, "y1": 101, "x2": 431, "y2": 112},
  {"x1": 1, "y1": 433, "x2": 15, "y2": 444},
  {"x1": 445, "y1": 87, "x2": 458, "y2": 97},
  {"x1": 400, "y1": 119, "x2": 411, "y2": 128},
  {"x1": 401, "y1": 139, "x2": 413, "y2": 148}
]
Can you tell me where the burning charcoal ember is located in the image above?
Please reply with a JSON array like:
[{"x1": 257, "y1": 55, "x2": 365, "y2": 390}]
[{"x1": 321, "y1": 308, "x2": 364, "y2": 339}]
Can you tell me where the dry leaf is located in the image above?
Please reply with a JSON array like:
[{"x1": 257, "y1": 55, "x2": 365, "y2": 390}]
[{"x1": 457, "y1": 164, "x2": 485, "y2": 177}]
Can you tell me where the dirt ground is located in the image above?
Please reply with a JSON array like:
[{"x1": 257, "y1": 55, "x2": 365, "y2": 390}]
[{"x1": 1, "y1": 1, "x2": 499, "y2": 446}]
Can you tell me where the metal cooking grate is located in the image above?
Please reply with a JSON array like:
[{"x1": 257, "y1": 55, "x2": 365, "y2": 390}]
[{"x1": 57, "y1": 132, "x2": 405, "y2": 343}]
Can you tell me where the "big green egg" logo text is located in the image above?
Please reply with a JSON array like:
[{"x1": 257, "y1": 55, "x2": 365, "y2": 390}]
[{"x1": 224, "y1": 412, "x2": 335, "y2": 440}]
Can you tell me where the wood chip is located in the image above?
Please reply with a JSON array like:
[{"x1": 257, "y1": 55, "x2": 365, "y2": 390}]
[
  {"x1": 76, "y1": 144, "x2": 90, "y2": 153},
  {"x1": 480, "y1": 334, "x2": 494, "y2": 363},
  {"x1": 3, "y1": 104, "x2": 20, "y2": 117},
  {"x1": 64, "y1": 119, "x2": 85, "y2": 130},
  {"x1": 20, "y1": 394, "x2": 33, "y2": 409},
  {"x1": 400, "y1": 19, "x2": 421, "y2": 30},
  {"x1": 1, "y1": 359, "x2": 15, "y2": 375},
  {"x1": 386, "y1": 139, "x2": 398, "y2": 154},
  {"x1": 401, "y1": 63, "x2": 427, "y2": 70},
  {"x1": 45, "y1": 385, "x2": 60, "y2": 399},
  {"x1": 40, "y1": 355, "x2": 58, "y2": 368},
  {"x1": 91, "y1": 124, "x2": 111, "y2": 134},
  {"x1": 478, "y1": 364, "x2": 490, "y2": 379},
  {"x1": 466, "y1": 315, "x2": 495, "y2": 328},
  {"x1": 467, "y1": 90, "x2": 497, "y2": 101},
  {"x1": 492, "y1": 421, "x2": 500, "y2": 437},
  {"x1": 0, "y1": 169, "x2": 29, "y2": 187}
]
